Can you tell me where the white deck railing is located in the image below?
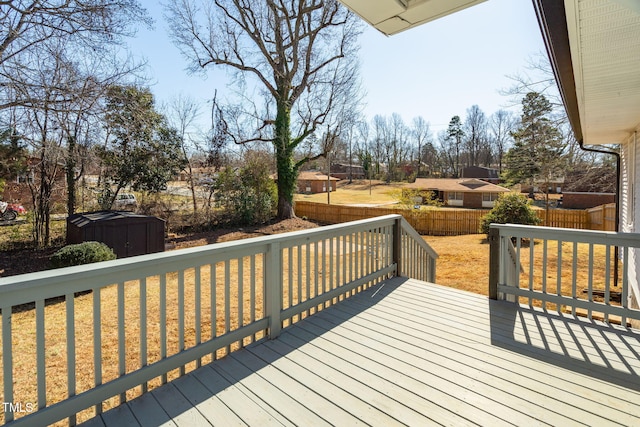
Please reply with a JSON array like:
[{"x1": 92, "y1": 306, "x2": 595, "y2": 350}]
[
  {"x1": 489, "y1": 224, "x2": 640, "y2": 326},
  {"x1": 0, "y1": 214, "x2": 436, "y2": 426}
]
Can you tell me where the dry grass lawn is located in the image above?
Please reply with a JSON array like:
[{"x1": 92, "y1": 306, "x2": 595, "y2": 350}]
[{"x1": 294, "y1": 179, "x2": 404, "y2": 205}]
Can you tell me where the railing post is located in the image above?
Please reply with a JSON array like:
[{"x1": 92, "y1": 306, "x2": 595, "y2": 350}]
[
  {"x1": 488, "y1": 226, "x2": 500, "y2": 300},
  {"x1": 428, "y1": 256, "x2": 436, "y2": 283},
  {"x1": 393, "y1": 217, "x2": 402, "y2": 277},
  {"x1": 264, "y1": 242, "x2": 282, "y2": 339}
]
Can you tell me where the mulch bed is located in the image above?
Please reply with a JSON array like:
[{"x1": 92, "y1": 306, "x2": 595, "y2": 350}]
[{"x1": 0, "y1": 218, "x2": 319, "y2": 278}]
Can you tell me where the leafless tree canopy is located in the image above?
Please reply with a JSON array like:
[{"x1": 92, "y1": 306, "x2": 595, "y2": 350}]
[
  {"x1": 166, "y1": 0, "x2": 363, "y2": 218},
  {"x1": 0, "y1": 0, "x2": 149, "y2": 64}
]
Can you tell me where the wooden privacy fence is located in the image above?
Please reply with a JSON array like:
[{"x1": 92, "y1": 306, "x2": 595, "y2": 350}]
[
  {"x1": 295, "y1": 201, "x2": 616, "y2": 236},
  {"x1": 587, "y1": 203, "x2": 616, "y2": 231}
]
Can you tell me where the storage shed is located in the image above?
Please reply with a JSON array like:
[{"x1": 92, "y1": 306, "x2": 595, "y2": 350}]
[{"x1": 67, "y1": 211, "x2": 165, "y2": 258}]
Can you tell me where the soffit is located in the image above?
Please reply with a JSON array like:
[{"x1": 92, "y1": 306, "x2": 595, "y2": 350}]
[
  {"x1": 339, "y1": 0, "x2": 487, "y2": 35},
  {"x1": 566, "y1": 0, "x2": 640, "y2": 145}
]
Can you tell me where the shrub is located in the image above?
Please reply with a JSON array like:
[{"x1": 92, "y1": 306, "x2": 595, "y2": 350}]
[
  {"x1": 212, "y1": 155, "x2": 277, "y2": 225},
  {"x1": 479, "y1": 193, "x2": 541, "y2": 237},
  {"x1": 50, "y1": 241, "x2": 116, "y2": 268}
]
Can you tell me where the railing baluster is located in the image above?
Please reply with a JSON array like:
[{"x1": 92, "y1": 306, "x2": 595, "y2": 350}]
[
  {"x1": 195, "y1": 267, "x2": 201, "y2": 367},
  {"x1": 557, "y1": 240, "x2": 562, "y2": 313},
  {"x1": 306, "y1": 243, "x2": 311, "y2": 314},
  {"x1": 160, "y1": 274, "x2": 167, "y2": 384},
  {"x1": 238, "y1": 257, "x2": 244, "y2": 347},
  {"x1": 36, "y1": 299, "x2": 45, "y2": 410},
  {"x1": 329, "y1": 237, "x2": 334, "y2": 306},
  {"x1": 178, "y1": 270, "x2": 185, "y2": 375},
  {"x1": 342, "y1": 234, "x2": 347, "y2": 295},
  {"x1": 287, "y1": 247, "x2": 293, "y2": 311},
  {"x1": 622, "y1": 247, "x2": 629, "y2": 327},
  {"x1": 117, "y1": 281, "x2": 125, "y2": 403},
  {"x1": 604, "y1": 245, "x2": 611, "y2": 323},
  {"x1": 210, "y1": 263, "x2": 217, "y2": 360},
  {"x1": 250, "y1": 255, "x2": 256, "y2": 342},
  {"x1": 297, "y1": 245, "x2": 302, "y2": 317},
  {"x1": 224, "y1": 260, "x2": 231, "y2": 355},
  {"x1": 93, "y1": 287, "x2": 102, "y2": 414},
  {"x1": 139, "y1": 278, "x2": 147, "y2": 393},
  {"x1": 588, "y1": 244, "x2": 594, "y2": 320},
  {"x1": 314, "y1": 241, "x2": 319, "y2": 306},
  {"x1": 321, "y1": 239, "x2": 327, "y2": 305},
  {"x1": 65, "y1": 292, "x2": 76, "y2": 426},
  {"x1": 351, "y1": 232, "x2": 360, "y2": 295},
  {"x1": 2, "y1": 306, "x2": 13, "y2": 423},
  {"x1": 572, "y1": 242, "x2": 578, "y2": 316},
  {"x1": 542, "y1": 240, "x2": 548, "y2": 309}
]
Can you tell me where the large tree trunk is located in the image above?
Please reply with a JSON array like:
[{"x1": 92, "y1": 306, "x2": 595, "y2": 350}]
[
  {"x1": 66, "y1": 136, "x2": 76, "y2": 216},
  {"x1": 274, "y1": 99, "x2": 297, "y2": 220}
]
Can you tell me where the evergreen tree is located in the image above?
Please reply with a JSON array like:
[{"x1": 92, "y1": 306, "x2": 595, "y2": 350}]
[
  {"x1": 97, "y1": 85, "x2": 187, "y2": 208},
  {"x1": 446, "y1": 116, "x2": 464, "y2": 177},
  {"x1": 503, "y1": 92, "x2": 564, "y2": 191}
]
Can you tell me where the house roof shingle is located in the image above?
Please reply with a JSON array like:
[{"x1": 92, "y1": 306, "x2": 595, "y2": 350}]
[{"x1": 407, "y1": 178, "x2": 510, "y2": 193}]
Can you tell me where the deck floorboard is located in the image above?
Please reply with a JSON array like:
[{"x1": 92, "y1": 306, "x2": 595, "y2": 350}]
[{"x1": 84, "y1": 277, "x2": 640, "y2": 426}]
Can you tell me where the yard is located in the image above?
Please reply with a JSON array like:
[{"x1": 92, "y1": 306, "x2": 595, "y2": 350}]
[
  {"x1": 0, "y1": 193, "x2": 618, "y2": 425},
  {"x1": 294, "y1": 179, "x2": 404, "y2": 205},
  {"x1": 0, "y1": 214, "x2": 620, "y2": 425}
]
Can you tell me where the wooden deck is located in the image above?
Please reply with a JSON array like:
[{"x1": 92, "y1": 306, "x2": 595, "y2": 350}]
[{"x1": 82, "y1": 277, "x2": 640, "y2": 426}]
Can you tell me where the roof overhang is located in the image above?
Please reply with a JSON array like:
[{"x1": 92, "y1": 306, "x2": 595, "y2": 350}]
[
  {"x1": 533, "y1": 0, "x2": 640, "y2": 145},
  {"x1": 339, "y1": 0, "x2": 487, "y2": 35}
]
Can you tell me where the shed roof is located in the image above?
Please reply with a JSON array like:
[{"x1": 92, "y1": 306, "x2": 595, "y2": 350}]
[
  {"x1": 68, "y1": 211, "x2": 164, "y2": 227},
  {"x1": 407, "y1": 178, "x2": 510, "y2": 193}
]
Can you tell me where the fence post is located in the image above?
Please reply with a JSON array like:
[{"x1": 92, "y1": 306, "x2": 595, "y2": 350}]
[
  {"x1": 264, "y1": 242, "x2": 282, "y2": 339},
  {"x1": 393, "y1": 216, "x2": 402, "y2": 277},
  {"x1": 488, "y1": 226, "x2": 500, "y2": 300}
]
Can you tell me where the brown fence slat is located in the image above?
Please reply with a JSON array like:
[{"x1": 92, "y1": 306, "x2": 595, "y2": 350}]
[{"x1": 295, "y1": 201, "x2": 615, "y2": 236}]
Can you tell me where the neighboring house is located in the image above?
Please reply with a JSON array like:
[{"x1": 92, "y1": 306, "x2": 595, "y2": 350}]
[
  {"x1": 330, "y1": 163, "x2": 365, "y2": 180},
  {"x1": 406, "y1": 178, "x2": 510, "y2": 208},
  {"x1": 340, "y1": 0, "x2": 640, "y2": 309},
  {"x1": 297, "y1": 171, "x2": 339, "y2": 194},
  {"x1": 561, "y1": 192, "x2": 615, "y2": 210},
  {"x1": 2, "y1": 156, "x2": 66, "y2": 208},
  {"x1": 561, "y1": 167, "x2": 617, "y2": 209},
  {"x1": 461, "y1": 166, "x2": 500, "y2": 184}
]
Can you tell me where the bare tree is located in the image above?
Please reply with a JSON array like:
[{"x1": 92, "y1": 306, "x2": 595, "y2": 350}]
[
  {"x1": 386, "y1": 112, "x2": 409, "y2": 182},
  {"x1": 165, "y1": 94, "x2": 202, "y2": 212},
  {"x1": 411, "y1": 116, "x2": 431, "y2": 179},
  {"x1": 463, "y1": 105, "x2": 487, "y2": 168},
  {"x1": 489, "y1": 109, "x2": 516, "y2": 173},
  {"x1": 166, "y1": 0, "x2": 363, "y2": 219},
  {"x1": 0, "y1": 0, "x2": 149, "y2": 111}
]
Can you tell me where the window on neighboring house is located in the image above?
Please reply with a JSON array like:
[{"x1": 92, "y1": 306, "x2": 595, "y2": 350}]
[
  {"x1": 17, "y1": 171, "x2": 34, "y2": 184},
  {"x1": 482, "y1": 192, "x2": 499, "y2": 202},
  {"x1": 448, "y1": 192, "x2": 463, "y2": 200}
]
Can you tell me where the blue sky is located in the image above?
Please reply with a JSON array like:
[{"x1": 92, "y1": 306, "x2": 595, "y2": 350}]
[{"x1": 129, "y1": 0, "x2": 546, "y2": 135}]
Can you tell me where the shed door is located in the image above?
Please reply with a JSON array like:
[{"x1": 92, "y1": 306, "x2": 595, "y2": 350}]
[{"x1": 126, "y1": 223, "x2": 148, "y2": 257}]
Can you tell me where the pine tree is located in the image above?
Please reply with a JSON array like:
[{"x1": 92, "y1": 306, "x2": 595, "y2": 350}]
[{"x1": 503, "y1": 92, "x2": 564, "y2": 189}]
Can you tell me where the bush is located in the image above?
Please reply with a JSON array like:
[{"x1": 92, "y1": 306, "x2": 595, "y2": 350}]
[
  {"x1": 50, "y1": 241, "x2": 116, "y2": 268},
  {"x1": 479, "y1": 193, "x2": 541, "y2": 237},
  {"x1": 212, "y1": 153, "x2": 277, "y2": 225}
]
